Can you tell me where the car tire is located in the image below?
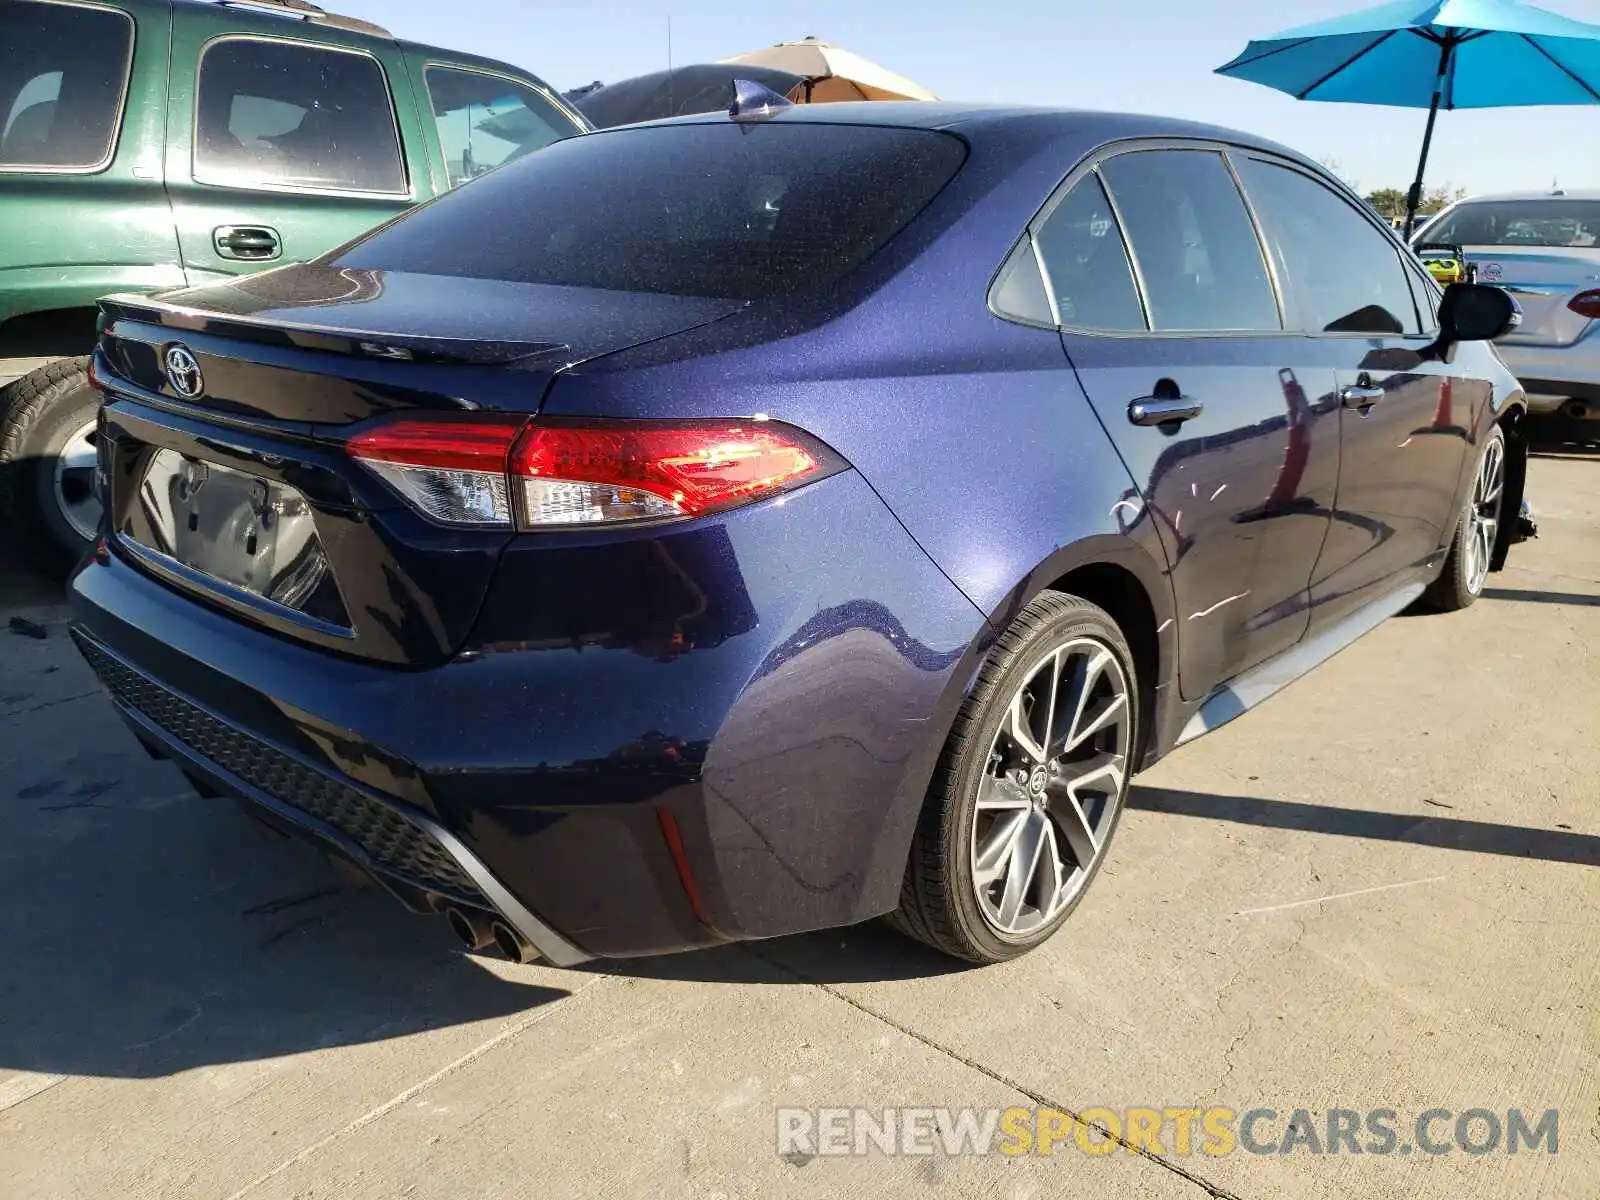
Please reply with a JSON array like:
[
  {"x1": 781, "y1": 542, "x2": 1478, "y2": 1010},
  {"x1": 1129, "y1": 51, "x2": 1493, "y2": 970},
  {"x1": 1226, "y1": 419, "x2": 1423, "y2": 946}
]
[
  {"x1": 0, "y1": 358, "x2": 101, "y2": 577},
  {"x1": 889, "y1": 591, "x2": 1139, "y2": 964},
  {"x1": 1422, "y1": 424, "x2": 1506, "y2": 613}
]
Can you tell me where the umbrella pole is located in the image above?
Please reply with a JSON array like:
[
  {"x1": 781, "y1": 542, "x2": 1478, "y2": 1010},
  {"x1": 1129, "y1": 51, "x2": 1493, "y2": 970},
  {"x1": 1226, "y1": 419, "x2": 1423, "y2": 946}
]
[{"x1": 1404, "y1": 39, "x2": 1455, "y2": 235}]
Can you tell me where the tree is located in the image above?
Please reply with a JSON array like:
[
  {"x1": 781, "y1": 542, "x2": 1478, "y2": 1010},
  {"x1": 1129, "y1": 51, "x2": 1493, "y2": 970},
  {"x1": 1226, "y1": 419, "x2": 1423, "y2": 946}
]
[
  {"x1": 1363, "y1": 183, "x2": 1465, "y2": 225},
  {"x1": 1366, "y1": 187, "x2": 1408, "y2": 221},
  {"x1": 1418, "y1": 184, "x2": 1466, "y2": 215}
]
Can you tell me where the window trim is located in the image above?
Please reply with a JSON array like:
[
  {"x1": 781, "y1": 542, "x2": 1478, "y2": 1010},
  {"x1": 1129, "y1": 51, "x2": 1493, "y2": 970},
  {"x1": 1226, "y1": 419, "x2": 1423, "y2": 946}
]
[
  {"x1": 420, "y1": 61, "x2": 588, "y2": 190},
  {"x1": 0, "y1": 0, "x2": 135, "y2": 176},
  {"x1": 191, "y1": 33, "x2": 412, "y2": 199},
  {"x1": 1228, "y1": 150, "x2": 1431, "y2": 340},
  {"x1": 991, "y1": 136, "x2": 1294, "y2": 340},
  {"x1": 1027, "y1": 168, "x2": 1149, "y2": 332}
]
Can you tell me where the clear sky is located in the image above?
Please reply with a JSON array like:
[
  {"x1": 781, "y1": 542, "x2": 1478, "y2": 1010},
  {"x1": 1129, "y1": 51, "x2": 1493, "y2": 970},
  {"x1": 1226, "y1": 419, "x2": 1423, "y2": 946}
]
[{"x1": 335, "y1": 0, "x2": 1600, "y2": 196}]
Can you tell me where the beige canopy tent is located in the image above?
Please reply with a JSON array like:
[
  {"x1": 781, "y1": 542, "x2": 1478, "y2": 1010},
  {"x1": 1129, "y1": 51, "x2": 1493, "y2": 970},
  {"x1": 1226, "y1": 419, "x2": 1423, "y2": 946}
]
[{"x1": 721, "y1": 37, "x2": 938, "y2": 103}]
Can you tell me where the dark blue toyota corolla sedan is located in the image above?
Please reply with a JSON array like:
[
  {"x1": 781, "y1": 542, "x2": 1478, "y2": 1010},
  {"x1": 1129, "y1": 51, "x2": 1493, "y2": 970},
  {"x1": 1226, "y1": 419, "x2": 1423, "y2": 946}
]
[{"x1": 72, "y1": 102, "x2": 1526, "y2": 965}]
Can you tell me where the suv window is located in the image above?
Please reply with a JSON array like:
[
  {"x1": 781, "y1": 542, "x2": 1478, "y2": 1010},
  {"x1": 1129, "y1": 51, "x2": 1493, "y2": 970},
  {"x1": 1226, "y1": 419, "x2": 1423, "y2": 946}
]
[
  {"x1": 1033, "y1": 173, "x2": 1146, "y2": 331},
  {"x1": 1099, "y1": 150, "x2": 1280, "y2": 332},
  {"x1": 1236, "y1": 158, "x2": 1420, "y2": 335},
  {"x1": 0, "y1": 1, "x2": 133, "y2": 170},
  {"x1": 425, "y1": 67, "x2": 579, "y2": 188},
  {"x1": 337, "y1": 123, "x2": 966, "y2": 300},
  {"x1": 195, "y1": 38, "x2": 405, "y2": 194}
]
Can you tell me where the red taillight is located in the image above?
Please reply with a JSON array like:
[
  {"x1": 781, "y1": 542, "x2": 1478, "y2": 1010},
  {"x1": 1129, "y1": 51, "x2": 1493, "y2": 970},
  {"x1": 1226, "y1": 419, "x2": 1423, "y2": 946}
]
[
  {"x1": 1568, "y1": 289, "x2": 1600, "y2": 319},
  {"x1": 347, "y1": 417, "x2": 526, "y2": 472},
  {"x1": 347, "y1": 417, "x2": 834, "y2": 529},
  {"x1": 510, "y1": 422, "x2": 825, "y2": 527}
]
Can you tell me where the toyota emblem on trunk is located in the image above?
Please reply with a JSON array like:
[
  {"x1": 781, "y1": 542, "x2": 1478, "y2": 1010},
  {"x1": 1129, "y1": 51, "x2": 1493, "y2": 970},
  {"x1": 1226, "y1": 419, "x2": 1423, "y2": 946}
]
[{"x1": 163, "y1": 345, "x2": 204, "y2": 399}]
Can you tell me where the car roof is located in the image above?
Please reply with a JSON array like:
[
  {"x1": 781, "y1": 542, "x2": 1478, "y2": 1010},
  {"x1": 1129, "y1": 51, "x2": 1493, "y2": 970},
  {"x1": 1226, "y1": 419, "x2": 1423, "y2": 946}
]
[
  {"x1": 1447, "y1": 189, "x2": 1600, "y2": 203},
  {"x1": 628, "y1": 101, "x2": 1322, "y2": 165}
]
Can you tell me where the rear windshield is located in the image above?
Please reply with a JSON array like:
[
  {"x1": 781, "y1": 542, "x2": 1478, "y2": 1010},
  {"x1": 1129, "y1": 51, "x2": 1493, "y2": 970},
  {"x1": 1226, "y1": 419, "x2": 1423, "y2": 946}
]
[
  {"x1": 333, "y1": 122, "x2": 967, "y2": 299},
  {"x1": 0, "y1": 0, "x2": 134, "y2": 170},
  {"x1": 1424, "y1": 200, "x2": 1600, "y2": 249}
]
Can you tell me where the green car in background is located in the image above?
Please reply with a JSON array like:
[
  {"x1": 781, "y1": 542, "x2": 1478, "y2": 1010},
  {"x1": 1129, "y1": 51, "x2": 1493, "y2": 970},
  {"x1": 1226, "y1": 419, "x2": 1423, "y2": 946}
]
[{"x1": 1, "y1": 0, "x2": 587, "y2": 572}]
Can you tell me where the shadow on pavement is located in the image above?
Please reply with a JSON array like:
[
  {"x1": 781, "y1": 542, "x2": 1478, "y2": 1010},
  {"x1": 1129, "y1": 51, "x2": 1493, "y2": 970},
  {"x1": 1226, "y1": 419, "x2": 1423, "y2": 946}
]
[
  {"x1": 1130, "y1": 786, "x2": 1600, "y2": 867},
  {"x1": 590, "y1": 918, "x2": 979, "y2": 989},
  {"x1": 0, "y1": 544, "x2": 63, "y2": 612},
  {"x1": 1526, "y1": 414, "x2": 1600, "y2": 458},
  {"x1": 1482, "y1": 586, "x2": 1600, "y2": 607},
  {"x1": 0, "y1": 791, "x2": 566, "y2": 1082}
]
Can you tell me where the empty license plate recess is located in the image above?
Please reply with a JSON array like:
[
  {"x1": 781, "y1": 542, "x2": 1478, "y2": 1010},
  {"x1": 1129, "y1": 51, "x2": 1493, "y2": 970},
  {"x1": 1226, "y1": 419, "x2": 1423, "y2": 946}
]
[{"x1": 124, "y1": 448, "x2": 348, "y2": 629}]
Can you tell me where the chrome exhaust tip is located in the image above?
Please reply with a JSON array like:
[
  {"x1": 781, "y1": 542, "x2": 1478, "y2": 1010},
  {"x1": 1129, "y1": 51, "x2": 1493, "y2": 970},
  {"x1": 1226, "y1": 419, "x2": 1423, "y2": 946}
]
[
  {"x1": 445, "y1": 906, "x2": 495, "y2": 952},
  {"x1": 491, "y1": 921, "x2": 540, "y2": 964},
  {"x1": 1561, "y1": 399, "x2": 1590, "y2": 420}
]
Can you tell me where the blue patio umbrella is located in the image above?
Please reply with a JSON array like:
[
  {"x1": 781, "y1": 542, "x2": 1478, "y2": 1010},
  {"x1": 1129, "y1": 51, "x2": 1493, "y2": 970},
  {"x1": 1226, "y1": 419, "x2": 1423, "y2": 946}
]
[{"x1": 1217, "y1": 0, "x2": 1600, "y2": 231}]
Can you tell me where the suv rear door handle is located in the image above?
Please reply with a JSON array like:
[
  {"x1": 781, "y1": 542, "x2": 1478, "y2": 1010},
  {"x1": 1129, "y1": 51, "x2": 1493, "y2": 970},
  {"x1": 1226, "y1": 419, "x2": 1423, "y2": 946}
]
[
  {"x1": 213, "y1": 225, "x2": 281, "y2": 261},
  {"x1": 1128, "y1": 394, "x2": 1203, "y2": 426},
  {"x1": 1341, "y1": 384, "x2": 1385, "y2": 408}
]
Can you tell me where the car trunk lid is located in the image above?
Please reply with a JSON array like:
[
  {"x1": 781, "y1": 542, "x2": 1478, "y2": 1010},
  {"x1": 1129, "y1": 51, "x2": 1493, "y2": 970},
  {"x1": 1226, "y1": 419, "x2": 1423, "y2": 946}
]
[
  {"x1": 92, "y1": 267, "x2": 745, "y2": 666},
  {"x1": 1465, "y1": 246, "x2": 1600, "y2": 347},
  {"x1": 98, "y1": 265, "x2": 746, "y2": 422}
]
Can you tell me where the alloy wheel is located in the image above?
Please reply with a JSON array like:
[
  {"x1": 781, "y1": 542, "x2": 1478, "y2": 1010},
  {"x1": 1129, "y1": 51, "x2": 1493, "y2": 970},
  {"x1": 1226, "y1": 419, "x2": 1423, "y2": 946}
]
[
  {"x1": 52, "y1": 417, "x2": 101, "y2": 542},
  {"x1": 1463, "y1": 436, "x2": 1504, "y2": 597},
  {"x1": 970, "y1": 637, "x2": 1132, "y2": 938}
]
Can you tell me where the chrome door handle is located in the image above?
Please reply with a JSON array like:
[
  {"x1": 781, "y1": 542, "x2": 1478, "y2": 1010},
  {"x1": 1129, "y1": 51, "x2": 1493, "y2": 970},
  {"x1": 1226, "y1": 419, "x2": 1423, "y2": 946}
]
[
  {"x1": 213, "y1": 225, "x2": 281, "y2": 261},
  {"x1": 1128, "y1": 395, "x2": 1203, "y2": 426},
  {"x1": 1341, "y1": 384, "x2": 1385, "y2": 408}
]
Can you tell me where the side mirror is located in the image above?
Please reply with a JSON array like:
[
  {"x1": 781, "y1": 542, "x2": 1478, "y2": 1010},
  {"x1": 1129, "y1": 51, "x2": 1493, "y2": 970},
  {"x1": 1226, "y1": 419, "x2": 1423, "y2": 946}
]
[{"x1": 1434, "y1": 283, "x2": 1521, "y2": 354}]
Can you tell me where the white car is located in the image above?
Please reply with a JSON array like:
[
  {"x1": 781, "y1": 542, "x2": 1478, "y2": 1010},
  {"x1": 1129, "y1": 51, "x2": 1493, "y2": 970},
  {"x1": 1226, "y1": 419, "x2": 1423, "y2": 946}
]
[{"x1": 1416, "y1": 190, "x2": 1600, "y2": 418}]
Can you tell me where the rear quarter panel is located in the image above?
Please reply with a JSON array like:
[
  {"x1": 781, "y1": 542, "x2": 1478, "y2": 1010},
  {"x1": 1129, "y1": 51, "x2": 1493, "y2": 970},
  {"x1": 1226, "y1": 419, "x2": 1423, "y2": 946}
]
[{"x1": 545, "y1": 124, "x2": 1179, "y2": 741}]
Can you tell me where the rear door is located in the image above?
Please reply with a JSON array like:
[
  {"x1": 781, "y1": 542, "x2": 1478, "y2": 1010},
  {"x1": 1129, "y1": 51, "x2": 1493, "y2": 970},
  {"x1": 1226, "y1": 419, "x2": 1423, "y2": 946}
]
[
  {"x1": 1052, "y1": 146, "x2": 1341, "y2": 700},
  {"x1": 162, "y1": 9, "x2": 435, "y2": 285},
  {"x1": 0, "y1": 0, "x2": 183, "y2": 326},
  {"x1": 1233, "y1": 155, "x2": 1479, "y2": 629}
]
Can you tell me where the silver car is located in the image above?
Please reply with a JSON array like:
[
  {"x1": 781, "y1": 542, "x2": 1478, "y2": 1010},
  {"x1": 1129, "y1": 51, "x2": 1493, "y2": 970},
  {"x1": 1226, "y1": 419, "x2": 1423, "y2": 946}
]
[{"x1": 1416, "y1": 190, "x2": 1600, "y2": 417}]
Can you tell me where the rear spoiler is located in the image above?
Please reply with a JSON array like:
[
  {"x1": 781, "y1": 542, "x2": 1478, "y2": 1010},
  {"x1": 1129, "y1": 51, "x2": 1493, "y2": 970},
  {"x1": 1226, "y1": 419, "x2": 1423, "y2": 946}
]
[{"x1": 97, "y1": 293, "x2": 572, "y2": 367}]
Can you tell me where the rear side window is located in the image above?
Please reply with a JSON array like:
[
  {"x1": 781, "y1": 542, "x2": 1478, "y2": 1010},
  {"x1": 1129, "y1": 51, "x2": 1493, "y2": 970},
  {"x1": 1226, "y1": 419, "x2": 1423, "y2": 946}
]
[
  {"x1": 195, "y1": 38, "x2": 405, "y2": 193},
  {"x1": 1100, "y1": 150, "x2": 1280, "y2": 332},
  {"x1": 425, "y1": 67, "x2": 581, "y2": 189},
  {"x1": 0, "y1": 0, "x2": 133, "y2": 170},
  {"x1": 1033, "y1": 173, "x2": 1146, "y2": 331},
  {"x1": 1236, "y1": 158, "x2": 1421, "y2": 335},
  {"x1": 335, "y1": 123, "x2": 966, "y2": 299}
]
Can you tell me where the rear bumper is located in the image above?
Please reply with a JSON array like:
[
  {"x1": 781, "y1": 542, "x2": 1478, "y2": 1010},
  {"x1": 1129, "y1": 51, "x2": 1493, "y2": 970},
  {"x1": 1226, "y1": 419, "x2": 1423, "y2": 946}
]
[
  {"x1": 75, "y1": 630, "x2": 589, "y2": 965},
  {"x1": 1496, "y1": 335, "x2": 1600, "y2": 409},
  {"x1": 70, "y1": 470, "x2": 987, "y2": 958}
]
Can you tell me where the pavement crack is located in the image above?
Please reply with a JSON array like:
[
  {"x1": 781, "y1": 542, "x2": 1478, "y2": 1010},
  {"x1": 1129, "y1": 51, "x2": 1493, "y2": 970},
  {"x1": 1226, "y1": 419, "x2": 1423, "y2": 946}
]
[
  {"x1": 220, "y1": 975, "x2": 609, "y2": 1200},
  {"x1": 1, "y1": 690, "x2": 100, "y2": 718},
  {"x1": 1213, "y1": 1014, "x2": 1255, "y2": 1094},
  {"x1": 242, "y1": 886, "x2": 342, "y2": 917},
  {"x1": 743, "y1": 945, "x2": 1245, "y2": 1200},
  {"x1": 38, "y1": 799, "x2": 117, "y2": 813}
]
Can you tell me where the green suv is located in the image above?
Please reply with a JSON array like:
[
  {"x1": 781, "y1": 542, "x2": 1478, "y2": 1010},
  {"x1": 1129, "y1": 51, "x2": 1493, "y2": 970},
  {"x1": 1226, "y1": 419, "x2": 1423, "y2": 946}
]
[{"x1": 1, "y1": 0, "x2": 587, "y2": 571}]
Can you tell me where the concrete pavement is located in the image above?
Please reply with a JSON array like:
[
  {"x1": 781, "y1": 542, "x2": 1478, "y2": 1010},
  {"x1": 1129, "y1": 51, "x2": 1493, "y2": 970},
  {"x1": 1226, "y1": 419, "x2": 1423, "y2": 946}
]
[{"x1": 1, "y1": 437, "x2": 1596, "y2": 1199}]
